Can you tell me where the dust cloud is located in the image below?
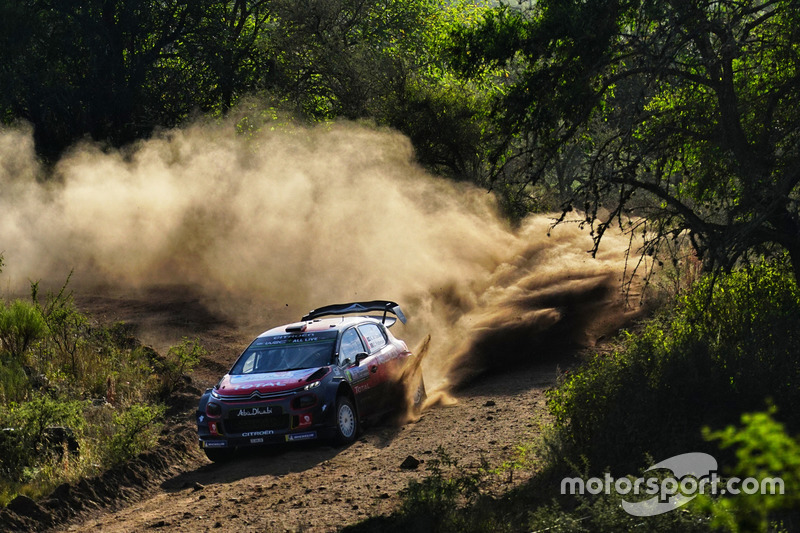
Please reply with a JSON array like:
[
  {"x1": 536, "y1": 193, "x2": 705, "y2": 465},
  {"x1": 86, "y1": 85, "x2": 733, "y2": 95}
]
[{"x1": 0, "y1": 115, "x2": 639, "y2": 397}]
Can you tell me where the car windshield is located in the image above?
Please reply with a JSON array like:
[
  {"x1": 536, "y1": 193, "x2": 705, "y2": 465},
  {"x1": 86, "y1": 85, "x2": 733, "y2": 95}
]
[{"x1": 230, "y1": 331, "x2": 338, "y2": 375}]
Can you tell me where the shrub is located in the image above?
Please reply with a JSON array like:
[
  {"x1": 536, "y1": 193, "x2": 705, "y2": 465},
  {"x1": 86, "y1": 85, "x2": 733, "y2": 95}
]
[
  {"x1": 400, "y1": 447, "x2": 487, "y2": 522},
  {"x1": 159, "y1": 337, "x2": 205, "y2": 396},
  {"x1": 0, "y1": 396, "x2": 84, "y2": 482},
  {"x1": 345, "y1": 447, "x2": 504, "y2": 533},
  {"x1": 527, "y1": 490, "x2": 710, "y2": 533},
  {"x1": 0, "y1": 359, "x2": 29, "y2": 404},
  {"x1": 38, "y1": 281, "x2": 89, "y2": 379},
  {"x1": 694, "y1": 408, "x2": 800, "y2": 533},
  {"x1": 0, "y1": 299, "x2": 46, "y2": 362},
  {"x1": 546, "y1": 260, "x2": 800, "y2": 474},
  {"x1": 104, "y1": 403, "x2": 166, "y2": 465},
  {"x1": 0, "y1": 274, "x2": 172, "y2": 506}
]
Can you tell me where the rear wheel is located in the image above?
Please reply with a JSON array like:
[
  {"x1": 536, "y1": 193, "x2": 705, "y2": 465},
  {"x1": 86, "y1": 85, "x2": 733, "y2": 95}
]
[
  {"x1": 334, "y1": 395, "x2": 358, "y2": 444},
  {"x1": 203, "y1": 447, "x2": 235, "y2": 463}
]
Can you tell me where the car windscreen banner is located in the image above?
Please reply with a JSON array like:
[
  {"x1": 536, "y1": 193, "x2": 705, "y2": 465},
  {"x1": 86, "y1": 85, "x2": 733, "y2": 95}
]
[{"x1": 249, "y1": 331, "x2": 338, "y2": 347}]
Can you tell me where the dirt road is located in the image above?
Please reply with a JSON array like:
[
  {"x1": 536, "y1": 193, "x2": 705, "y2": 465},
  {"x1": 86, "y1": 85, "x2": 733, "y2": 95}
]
[{"x1": 49, "y1": 289, "x2": 558, "y2": 533}]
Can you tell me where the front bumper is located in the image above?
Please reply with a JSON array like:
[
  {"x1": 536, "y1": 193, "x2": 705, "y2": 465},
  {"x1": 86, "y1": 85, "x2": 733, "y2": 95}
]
[{"x1": 197, "y1": 394, "x2": 336, "y2": 450}]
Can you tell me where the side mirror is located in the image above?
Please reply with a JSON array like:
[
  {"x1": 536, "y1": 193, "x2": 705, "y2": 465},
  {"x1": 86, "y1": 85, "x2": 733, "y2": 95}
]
[{"x1": 355, "y1": 352, "x2": 369, "y2": 365}]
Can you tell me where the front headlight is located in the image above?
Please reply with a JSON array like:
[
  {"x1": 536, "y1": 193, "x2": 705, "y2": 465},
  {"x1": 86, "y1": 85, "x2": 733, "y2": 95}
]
[{"x1": 303, "y1": 380, "x2": 321, "y2": 391}]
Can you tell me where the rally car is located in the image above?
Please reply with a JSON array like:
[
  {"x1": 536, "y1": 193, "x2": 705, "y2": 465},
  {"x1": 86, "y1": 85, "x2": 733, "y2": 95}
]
[{"x1": 196, "y1": 300, "x2": 425, "y2": 462}]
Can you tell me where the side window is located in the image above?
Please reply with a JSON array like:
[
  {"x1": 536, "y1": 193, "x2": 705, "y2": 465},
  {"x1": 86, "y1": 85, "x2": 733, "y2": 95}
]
[
  {"x1": 241, "y1": 353, "x2": 256, "y2": 374},
  {"x1": 339, "y1": 328, "x2": 365, "y2": 366},
  {"x1": 358, "y1": 323, "x2": 387, "y2": 353}
]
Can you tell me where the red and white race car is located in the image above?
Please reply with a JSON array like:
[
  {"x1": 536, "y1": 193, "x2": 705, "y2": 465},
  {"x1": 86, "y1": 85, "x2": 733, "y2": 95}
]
[{"x1": 196, "y1": 301, "x2": 425, "y2": 462}]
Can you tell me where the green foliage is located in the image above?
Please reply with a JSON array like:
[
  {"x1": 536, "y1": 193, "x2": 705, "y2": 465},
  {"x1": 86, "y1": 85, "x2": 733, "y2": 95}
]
[
  {"x1": 400, "y1": 447, "x2": 487, "y2": 522},
  {"x1": 0, "y1": 299, "x2": 46, "y2": 362},
  {"x1": 104, "y1": 403, "x2": 166, "y2": 466},
  {"x1": 527, "y1": 491, "x2": 710, "y2": 533},
  {"x1": 268, "y1": 0, "x2": 499, "y2": 182},
  {"x1": 547, "y1": 260, "x2": 800, "y2": 473},
  {"x1": 0, "y1": 358, "x2": 28, "y2": 404},
  {"x1": 0, "y1": 272, "x2": 189, "y2": 507},
  {"x1": 345, "y1": 447, "x2": 508, "y2": 533},
  {"x1": 0, "y1": 0, "x2": 503, "y2": 185},
  {"x1": 694, "y1": 408, "x2": 800, "y2": 533},
  {"x1": 35, "y1": 275, "x2": 89, "y2": 381},
  {"x1": 453, "y1": 0, "x2": 800, "y2": 280},
  {"x1": 159, "y1": 337, "x2": 206, "y2": 396},
  {"x1": 0, "y1": 396, "x2": 84, "y2": 482},
  {"x1": 0, "y1": 0, "x2": 274, "y2": 159}
]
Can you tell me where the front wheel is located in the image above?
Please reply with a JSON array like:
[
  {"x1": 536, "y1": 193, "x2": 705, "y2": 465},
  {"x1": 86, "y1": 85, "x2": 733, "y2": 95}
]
[{"x1": 334, "y1": 395, "x2": 358, "y2": 445}]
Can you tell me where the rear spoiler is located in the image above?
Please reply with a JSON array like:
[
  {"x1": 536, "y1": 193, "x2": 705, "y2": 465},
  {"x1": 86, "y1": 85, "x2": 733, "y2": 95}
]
[{"x1": 302, "y1": 300, "x2": 407, "y2": 325}]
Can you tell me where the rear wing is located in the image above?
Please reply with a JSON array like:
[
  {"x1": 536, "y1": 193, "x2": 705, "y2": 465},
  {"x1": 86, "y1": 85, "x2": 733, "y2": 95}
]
[{"x1": 301, "y1": 300, "x2": 407, "y2": 325}]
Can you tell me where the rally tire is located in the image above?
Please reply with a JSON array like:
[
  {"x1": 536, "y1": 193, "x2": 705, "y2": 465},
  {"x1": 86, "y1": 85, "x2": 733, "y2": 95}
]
[{"x1": 334, "y1": 395, "x2": 358, "y2": 445}]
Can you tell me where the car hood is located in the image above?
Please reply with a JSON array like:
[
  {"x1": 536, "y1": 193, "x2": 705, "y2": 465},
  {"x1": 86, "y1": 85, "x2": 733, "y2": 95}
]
[{"x1": 216, "y1": 368, "x2": 326, "y2": 396}]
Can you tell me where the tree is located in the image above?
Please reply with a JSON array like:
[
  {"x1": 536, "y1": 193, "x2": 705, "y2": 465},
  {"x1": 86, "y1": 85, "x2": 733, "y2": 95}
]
[
  {"x1": 0, "y1": 0, "x2": 276, "y2": 159},
  {"x1": 453, "y1": 0, "x2": 800, "y2": 281},
  {"x1": 181, "y1": 0, "x2": 275, "y2": 112},
  {"x1": 0, "y1": 0, "x2": 196, "y2": 157},
  {"x1": 268, "y1": 0, "x2": 498, "y2": 181}
]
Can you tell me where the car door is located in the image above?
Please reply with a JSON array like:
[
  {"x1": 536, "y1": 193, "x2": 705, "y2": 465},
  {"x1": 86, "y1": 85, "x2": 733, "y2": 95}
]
[
  {"x1": 338, "y1": 326, "x2": 385, "y2": 417},
  {"x1": 359, "y1": 322, "x2": 404, "y2": 379},
  {"x1": 357, "y1": 322, "x2": 399, "y2": 412}
]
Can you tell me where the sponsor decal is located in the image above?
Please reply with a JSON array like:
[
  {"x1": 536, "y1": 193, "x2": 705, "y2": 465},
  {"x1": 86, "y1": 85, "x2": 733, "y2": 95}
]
[
  {"x1": 345, "y1": 365, "x2": 370, "y2": 384},
  {"x1": 252, "y1": 331, "x2": 338, "y2": 346},
  {"x1": 354, "y1": 383, "x2": 371, "y2": 394},
  {"x1": 229, "y1": 373, "x2": 295, "y2": 385},
  {"x1": 286, "y1": 431, "x2": 317, "y2": 442},
  {"x1": 229, "y1": 379, "x2": 288, "y2": 389},
  {"x1": 296, "y1": 414, "x2": 312, "y2": 429},
  {"x1": 241, "y1": 430, "x2": 275, "y2": 437},
  {"x1": 198, "y1": 415, "x2": 205, "y2": 422},
  {"x1": 203, "y1": 440, "x2": 227, "y2": 448},
  {"x1": 236, "y1": 406, "x2": 273, "y2": 417},
  {"x1": 250, "y1": 438, "x2": 264, "y2": 444}
]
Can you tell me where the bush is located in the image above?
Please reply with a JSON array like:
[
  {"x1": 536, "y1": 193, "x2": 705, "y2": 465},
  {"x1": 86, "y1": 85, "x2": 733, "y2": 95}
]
[
  {"x1": 104, "y1": 403, "x2": 166, "y2": 465},
  {"x1": 527, "y1": 490, "x2": 710, "y2": 533},
  {"x1": 694, "y1": 408, "x2": 800, "y2": 533},
  {"x1": 0, "y1": 299, "x2": 46, "y2": 362},
  {"x1": 399, "y1": 448, "x2": 488, "y2": 526},
  {"x1": 159, "y1": 338, "x2": 205, "y2": 396},
  {"x1": 37, "y1": 279, "x2": 89, "y2": 379},
  {"x1": 0, "y1": 273, "x2": 173, "y2": 506},
  {"x1": 546, "y1": 260, "x2": 800, "y2": 474},
  {"x1": 0, "y1": 396, "x2": 84, "y2": 482},
  {"x1": 0, "y1": 359, "x2": 29, "y2": 404},
  {"x1": 344, "y1": 447, "x2": 505, "y2": 533}
]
